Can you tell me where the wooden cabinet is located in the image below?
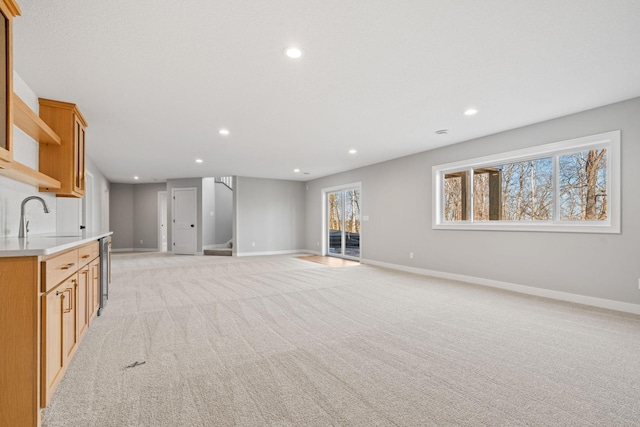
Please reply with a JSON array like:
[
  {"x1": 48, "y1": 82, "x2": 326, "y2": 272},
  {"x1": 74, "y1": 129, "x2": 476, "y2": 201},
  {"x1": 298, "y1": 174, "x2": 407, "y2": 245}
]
[
  {"x1": 77, "y1": 265, "x2": 90, "y2": 340},
  {"x1": 38, "y1": 98, "x2": 87, "y2": 197},
  {"x1": 41, "y1": 273, "x2": 79, "y2": 407},
  {"x1": 40, "y1": 241, "x2": 99, "y2": 408},
  {"x1": 0, "y1": 0, "x2": 20, "y2": 164},
  {"x1": 0, "y1": 238, "x2": 108, "y2": 425},
  {"x1": 89, "y1": 257, "x2": 100, "y2": 320}
]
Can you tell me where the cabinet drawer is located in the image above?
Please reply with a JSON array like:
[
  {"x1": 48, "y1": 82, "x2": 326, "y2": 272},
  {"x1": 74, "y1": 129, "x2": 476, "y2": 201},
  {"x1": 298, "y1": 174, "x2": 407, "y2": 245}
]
[
  {"x1": 42, "y1": 250, "x2": 79, "y2": 292},
  {"x1": 78, "y1": 241, "x2": 99, "y2": 266}
]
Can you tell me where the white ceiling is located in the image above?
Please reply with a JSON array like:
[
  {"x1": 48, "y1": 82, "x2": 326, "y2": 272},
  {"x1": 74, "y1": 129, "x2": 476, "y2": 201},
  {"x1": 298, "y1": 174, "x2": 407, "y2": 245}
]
[{"x1": 12, "y1": 0, "x2": 640, "y2": 183}]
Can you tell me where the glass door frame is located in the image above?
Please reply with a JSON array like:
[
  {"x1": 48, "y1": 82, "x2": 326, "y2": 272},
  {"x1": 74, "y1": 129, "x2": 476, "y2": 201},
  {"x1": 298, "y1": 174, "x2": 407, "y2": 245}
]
[{"x1": 322, "y1": 182, "x2": 362, "y2": 260}]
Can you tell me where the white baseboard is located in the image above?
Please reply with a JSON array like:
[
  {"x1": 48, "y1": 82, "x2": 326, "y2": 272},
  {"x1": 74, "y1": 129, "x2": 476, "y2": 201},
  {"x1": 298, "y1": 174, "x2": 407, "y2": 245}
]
[
  {"x1": 236, "y1": 249, "x2": 313, "y2": 257},
  {"x1": 361, "y1": 258, "x2": 640, "y2": 315},
  {"x1": 112, "y1": 248, "x2": 159, "y2": 253}
]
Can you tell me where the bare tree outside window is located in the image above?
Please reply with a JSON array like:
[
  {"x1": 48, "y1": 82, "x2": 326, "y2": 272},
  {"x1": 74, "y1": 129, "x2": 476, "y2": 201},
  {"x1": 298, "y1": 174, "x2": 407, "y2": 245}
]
[{"x1": 559, "y1": 149, "x2": 607, "y2": 221}]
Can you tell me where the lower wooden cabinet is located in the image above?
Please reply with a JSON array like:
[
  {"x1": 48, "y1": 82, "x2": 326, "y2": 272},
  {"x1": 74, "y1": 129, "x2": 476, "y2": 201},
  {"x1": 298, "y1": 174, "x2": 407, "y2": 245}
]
[
  {"x1": 41, "y1": 273, "x2": 79, "y2": 407},
  {"x1": 89, "y1": 258, "x2": 100, "y2": 320},
  {"x1": 41, "y1": 280, "x2": 65, "y2": 407},
  {"x1": 78, "y1": 265, "x2": 90, "y2": 340},
  {"x1": 40, "y1": 243, "x2": 100, "y2": 408},
  {"x1": 0, "y1": 237, "x2": 110, "y2": 426}
]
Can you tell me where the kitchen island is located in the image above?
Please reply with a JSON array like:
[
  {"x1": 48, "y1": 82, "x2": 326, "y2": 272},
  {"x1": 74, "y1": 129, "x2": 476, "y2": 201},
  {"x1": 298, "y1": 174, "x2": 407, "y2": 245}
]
[{"x1": 0, "y1": 231, "x2": 112, "y2": 427}]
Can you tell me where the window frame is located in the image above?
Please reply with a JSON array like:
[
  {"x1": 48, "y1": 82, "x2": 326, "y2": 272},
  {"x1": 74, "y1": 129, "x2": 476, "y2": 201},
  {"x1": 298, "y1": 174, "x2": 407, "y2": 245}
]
[{"x1": 432, "y1": 130, "x2": 621, "y2": 233}]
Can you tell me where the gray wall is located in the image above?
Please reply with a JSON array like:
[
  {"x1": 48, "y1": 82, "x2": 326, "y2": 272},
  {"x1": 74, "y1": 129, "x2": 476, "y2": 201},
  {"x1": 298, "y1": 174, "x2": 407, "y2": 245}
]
[
  {"x1": 202, "y1": 178, "x2": 216, "y2": 246},
  {"x1": 235, "y1": 177, "x2": 305, "y2": 255},
  {"x1": 215, "y1": 181, "x2": 233, "y2": 244},
  {"x1": 166, "y1": 178, "x2": 203, "y2": 253},
  {"x1": 134, "y1": 183, "x2": 167, "y2": 250},
  {"x1": 109, "y1": 183, "x2": 134, "y2": 250},
  {"x1": 109, "y1": 182, "x2": 166, "y2": 250},
  {"x1": 304, "y1": 97, "x2": 640, "y2": 305},
  {"x1": 0, "y1": 72, "x2": 109, "y2": 238}
]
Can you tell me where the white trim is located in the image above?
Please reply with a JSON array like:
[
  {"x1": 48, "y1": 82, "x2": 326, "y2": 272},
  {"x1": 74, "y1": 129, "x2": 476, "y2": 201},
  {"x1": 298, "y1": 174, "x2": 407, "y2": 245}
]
[
  {"x1": 432, "y1": 130, "x2": 621, "y2": 234},
  {"x1": 321, "y1": 182, "x2": 362, "y2": 259},
  {"x1": 112, "y1": 248, "x2": 159, "y2": 253},
  {"x1": 361, "y1": 258, "x2": 640, "y2": 315},
  {"x1": 236, "y1": 249, "x2": 311, "y2": 257}
]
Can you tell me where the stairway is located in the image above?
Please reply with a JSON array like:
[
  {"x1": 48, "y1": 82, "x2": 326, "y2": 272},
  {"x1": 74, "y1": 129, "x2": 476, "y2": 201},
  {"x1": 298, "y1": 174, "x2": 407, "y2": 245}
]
[{"x1": 204, "y1": 247, "x2": 232, "y2": 256}]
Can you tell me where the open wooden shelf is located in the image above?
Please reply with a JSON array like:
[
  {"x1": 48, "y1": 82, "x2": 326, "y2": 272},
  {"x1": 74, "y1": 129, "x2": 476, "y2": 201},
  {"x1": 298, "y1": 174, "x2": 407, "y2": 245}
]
[
  {"x1": 13, "y1": 93, "x2": 61, "y2": 145},
  {"x1": 0, "y1": 159, "x2": 61, "y2": 189}
]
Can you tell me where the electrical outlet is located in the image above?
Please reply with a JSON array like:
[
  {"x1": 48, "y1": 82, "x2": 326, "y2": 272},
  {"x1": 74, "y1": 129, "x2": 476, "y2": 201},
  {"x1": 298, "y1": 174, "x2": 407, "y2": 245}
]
[
  {"x1": 252, "y1": 242, "x2": 255, "y2": 247},
  {"x1": 409, "y1": 252, "x2": 414, "y2": 259},
  {"x1": 140, "y1": 240, "x2": 143, "y2": 244},
  {"x1": 638, "y1": 278, "x2": 640, "y2": 290},
  {"x1": 317, "y1": 241, "x2": 320, "y2": 246}
]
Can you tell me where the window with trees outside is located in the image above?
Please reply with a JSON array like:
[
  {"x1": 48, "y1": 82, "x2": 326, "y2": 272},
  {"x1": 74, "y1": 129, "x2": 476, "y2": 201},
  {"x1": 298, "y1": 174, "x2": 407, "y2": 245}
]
[{"x1": 432, "y1": 131, "x2": 620, "y2": 233}]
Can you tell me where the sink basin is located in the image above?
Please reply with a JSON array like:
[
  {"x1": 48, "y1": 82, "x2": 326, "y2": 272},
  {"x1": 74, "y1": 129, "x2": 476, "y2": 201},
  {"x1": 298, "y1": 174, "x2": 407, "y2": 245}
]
[{"x1": 42, "y1": 235, "x2": 81, "y2": 238}]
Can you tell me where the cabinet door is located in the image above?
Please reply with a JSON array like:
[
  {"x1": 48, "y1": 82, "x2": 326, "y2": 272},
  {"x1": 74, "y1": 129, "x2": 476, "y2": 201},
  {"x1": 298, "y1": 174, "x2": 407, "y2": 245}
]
[
  {"x1": 73, "y1": 117, "x2": 85, "y2": 194},
  {"x1": 77, "y1": 266, "x2": 89, "y2": 340},
  {"x1": 0, "y1": 6, "x2": 11, "y2": 163},
  {"x1": 92, "y1": 258, "x2": 100, "y2": 316},
  {"x1": 62, "y1": 276, "x2": 78, "y2": 365},
  {"x1": 41, "y1": 280, "x2": 66, "y2": 407}
]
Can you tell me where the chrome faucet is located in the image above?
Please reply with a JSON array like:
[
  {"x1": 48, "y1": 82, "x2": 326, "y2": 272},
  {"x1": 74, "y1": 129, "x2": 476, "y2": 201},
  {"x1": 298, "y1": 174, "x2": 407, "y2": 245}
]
[{"x1": 19, "y1": 196, "x2": 50, "y2": 238}]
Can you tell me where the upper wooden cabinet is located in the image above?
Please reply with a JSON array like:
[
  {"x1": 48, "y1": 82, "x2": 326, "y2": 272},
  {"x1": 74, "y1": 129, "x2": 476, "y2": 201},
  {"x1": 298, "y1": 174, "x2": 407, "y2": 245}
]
[
  {"x1": 38, "y1": 98, "x2": 87, "y2": 197},
  {"x1": 0, "y1": 0, "x2": 20, "y2": 164}
]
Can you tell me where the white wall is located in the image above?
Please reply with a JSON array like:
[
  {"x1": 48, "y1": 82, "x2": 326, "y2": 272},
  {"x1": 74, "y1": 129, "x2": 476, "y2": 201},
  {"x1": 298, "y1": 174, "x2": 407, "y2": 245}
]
[
  {"x1": 235, "y1": 176, "x2": 305, "y2": 255},
  {"x1": 304, "y1": 97, "x2": 640, "y2": 307},
  {"x1": 0, "y1": 72, "x2": 110, "y2": 238}
]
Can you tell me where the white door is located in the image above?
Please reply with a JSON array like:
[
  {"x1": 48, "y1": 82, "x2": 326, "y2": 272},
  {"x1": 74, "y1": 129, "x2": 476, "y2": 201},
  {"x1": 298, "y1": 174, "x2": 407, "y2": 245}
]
[
  {"x1": 172, "y1": 187, "x2": 197, "y2": 254},
  {"x1": 158, "y1": 191, "x2": 168, "y2": 252}
]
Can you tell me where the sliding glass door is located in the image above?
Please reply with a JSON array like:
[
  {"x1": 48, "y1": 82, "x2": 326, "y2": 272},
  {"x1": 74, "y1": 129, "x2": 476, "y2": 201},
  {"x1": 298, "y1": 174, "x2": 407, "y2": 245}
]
[{"x1": 327, "y1": 187, "x2": 360, "y2": 259}]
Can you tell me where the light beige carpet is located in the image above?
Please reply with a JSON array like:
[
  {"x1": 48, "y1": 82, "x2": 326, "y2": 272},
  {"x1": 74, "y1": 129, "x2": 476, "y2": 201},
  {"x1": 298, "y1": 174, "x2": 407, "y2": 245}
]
[{"x1": 42, "y1": 252, "x2": 640, "y2": 426}]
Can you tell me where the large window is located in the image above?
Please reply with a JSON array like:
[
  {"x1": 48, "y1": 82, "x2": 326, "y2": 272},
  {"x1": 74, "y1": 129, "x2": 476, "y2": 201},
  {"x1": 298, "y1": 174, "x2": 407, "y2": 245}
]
[{"x1": 433, "y1": 131, "x2": 620, "y2": 233}]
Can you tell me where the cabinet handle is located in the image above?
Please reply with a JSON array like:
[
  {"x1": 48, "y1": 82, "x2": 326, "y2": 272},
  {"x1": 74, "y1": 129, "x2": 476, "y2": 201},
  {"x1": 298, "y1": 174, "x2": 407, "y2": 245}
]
[
  {"x1": 81, "y1": 255, "x2": 90, "y2": 259},
  {"x1": 60, "y1": 263, "x2": 76, "y2": 270},
  {"x1": 63, "y1": 287, "x2": 73, "y2": 313}
]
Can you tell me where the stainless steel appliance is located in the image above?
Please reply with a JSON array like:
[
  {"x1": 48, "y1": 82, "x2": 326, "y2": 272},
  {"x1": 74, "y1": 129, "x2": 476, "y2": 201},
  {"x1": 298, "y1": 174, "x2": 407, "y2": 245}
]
[{"x1": 98, "y1": 236, "x2": 110, "y2": 315}]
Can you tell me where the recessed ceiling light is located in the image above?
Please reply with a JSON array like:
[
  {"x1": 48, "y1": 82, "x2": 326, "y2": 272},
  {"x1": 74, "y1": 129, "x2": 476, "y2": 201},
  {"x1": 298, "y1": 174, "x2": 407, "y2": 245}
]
[
  {"x1": 195, "y1": 159, "x2": 203, "y2": 163},
  {"x1": 349, "y1": 149, "x2": 357, "y2": 154},
  {"x1": 293, "y1": 169, "x2": 300, "y2": 173},
  {"x1": 435, "y1": 129, "x2": 449, "y2": 135},
  {"x1": 285, "y1": 47, "x2": 303, "y2": 59},
  {"x1": 464, "y1": 108, "x2": 478, "y2": 116},
  {"x1": 134, "y1": 176, "x2": 139, "y2": 180},
  {"x1": 219, "y1": 128, "x2": 230, "y2": 136}
]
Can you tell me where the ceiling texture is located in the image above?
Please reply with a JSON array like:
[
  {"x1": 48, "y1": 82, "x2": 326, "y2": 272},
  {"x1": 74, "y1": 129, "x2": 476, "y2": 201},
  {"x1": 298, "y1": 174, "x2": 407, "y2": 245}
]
[{"x1": 12, "y1": 0, "x2": 640, "y2": 183}]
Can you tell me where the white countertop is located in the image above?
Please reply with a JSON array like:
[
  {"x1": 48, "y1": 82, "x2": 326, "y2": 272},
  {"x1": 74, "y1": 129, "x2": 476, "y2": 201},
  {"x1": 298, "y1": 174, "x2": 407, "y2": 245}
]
[{"x1": 0, "y1": 231, "x2": 113, "y2": 257}]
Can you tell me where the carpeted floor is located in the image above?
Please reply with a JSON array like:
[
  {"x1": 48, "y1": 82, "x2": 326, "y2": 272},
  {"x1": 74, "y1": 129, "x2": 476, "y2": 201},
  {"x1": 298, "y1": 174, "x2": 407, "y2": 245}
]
[{"x1": 42, "y1": 252, "x2": 640, "y2": 426}]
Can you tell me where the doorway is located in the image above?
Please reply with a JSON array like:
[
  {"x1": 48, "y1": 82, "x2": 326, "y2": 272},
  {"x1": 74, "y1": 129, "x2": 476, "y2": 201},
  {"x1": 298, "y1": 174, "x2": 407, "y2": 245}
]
[
  {"x1": 82, "y1": 172, "x2": 94, "y2": 232},
  {"x1": 171, "y1": 187, "x2": 197, "y2": 255},
  {"x1": 157, "y1": 191, "x2": 167, "y2": 252},
  {"x1": 325, "y1": 185, "x2": 361, "y2": 259}
]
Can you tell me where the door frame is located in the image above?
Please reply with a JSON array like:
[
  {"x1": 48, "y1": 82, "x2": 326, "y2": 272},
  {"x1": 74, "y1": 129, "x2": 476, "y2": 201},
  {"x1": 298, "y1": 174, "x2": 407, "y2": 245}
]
[{"x1": 321, "y1": 182, "x2": 361, "y2": 260}]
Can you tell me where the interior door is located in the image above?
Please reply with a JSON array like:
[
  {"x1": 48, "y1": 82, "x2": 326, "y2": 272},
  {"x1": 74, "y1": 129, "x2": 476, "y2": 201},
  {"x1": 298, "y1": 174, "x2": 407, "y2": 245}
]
[
  {"x1": 158, "y1": 191, "x2": 168, "y2": 252},
  {"x1": 172, "y1": 187, "x2": 197, "y2": 254},
  {"x1": 327, "y1": 187, "x2": 360, "y2": 259}
]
